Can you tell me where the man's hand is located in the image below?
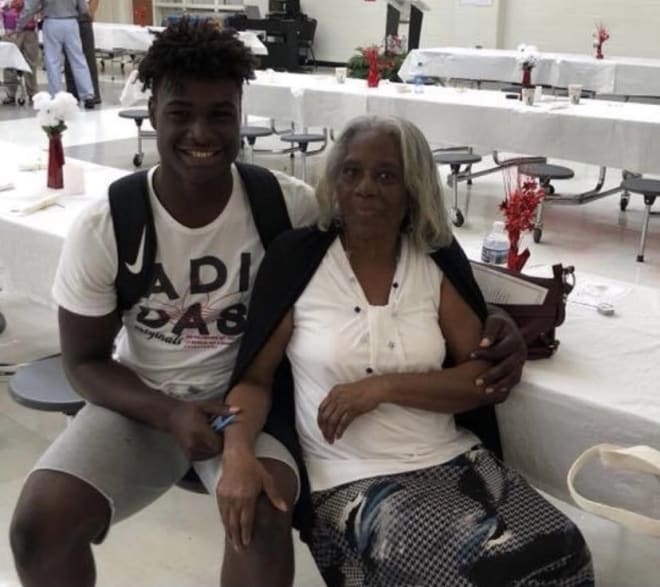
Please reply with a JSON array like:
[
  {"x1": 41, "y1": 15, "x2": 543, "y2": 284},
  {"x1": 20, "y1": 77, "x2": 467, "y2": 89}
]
[
  {"x1": 217, "y1": 451, "x2": 287, "y2": 551},
  {"x1": 167, "y1": 400, "x2": 239, "y2": 461},
  {"x1": 318, "y1": 378, "x2": 384, "y2": 444},
  {"x1": 470, "y1": 307, "x2": 526, "y2": 396}
]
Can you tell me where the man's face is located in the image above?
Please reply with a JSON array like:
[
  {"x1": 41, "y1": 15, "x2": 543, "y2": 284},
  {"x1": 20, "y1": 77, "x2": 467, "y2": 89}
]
[{"x1": 149, "y1": 76, "x2": 242, "y2": 185}]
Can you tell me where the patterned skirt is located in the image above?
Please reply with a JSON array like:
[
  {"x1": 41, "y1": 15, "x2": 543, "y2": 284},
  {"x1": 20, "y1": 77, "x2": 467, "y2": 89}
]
[{"x1": 308, "y1": 447, "x2": 594, "y2": 587}]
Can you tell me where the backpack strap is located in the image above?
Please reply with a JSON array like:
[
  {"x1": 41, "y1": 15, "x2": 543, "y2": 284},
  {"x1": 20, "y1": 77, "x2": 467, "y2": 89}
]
[
  {"x1": 236, "y1": 162, "x2": 292, "y2": 248},
  {"x1": 108, "y1": 164, "x2": 290, "y2": 313},
  {"x1": 108, "y1": 170, "x2": 156, "y2": 313}
]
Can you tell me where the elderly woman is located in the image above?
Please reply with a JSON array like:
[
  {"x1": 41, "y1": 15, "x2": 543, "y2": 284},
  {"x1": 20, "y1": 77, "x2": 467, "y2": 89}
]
[{"x1": 219, "y1": 116, "x2": 594, "y2": 586}]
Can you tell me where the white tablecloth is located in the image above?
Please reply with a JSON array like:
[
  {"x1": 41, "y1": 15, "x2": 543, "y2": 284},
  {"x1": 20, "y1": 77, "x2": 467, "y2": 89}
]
[
  {"x1": 243, "y1": 71, "x2": 660, "y2": 174},
  {"x1": 92, "y1": 23, "x2": 267, "y2": 56},
  {"x1": 0, "y1": 140, "x2": 127, "y2": 305},
  {"x1": 0, "y1": 40, "x2": 31, "y2": 73},
  {"x1": 497, "y1": 272, "x2": 660, "y2": 519},
  {"x1": 399, "y1": 47, "x2": 660, "y2": 97}
]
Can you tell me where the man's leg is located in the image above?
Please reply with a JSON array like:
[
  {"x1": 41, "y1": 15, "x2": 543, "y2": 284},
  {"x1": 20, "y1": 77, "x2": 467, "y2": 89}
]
[
  {"x1": 60, "y1": 19, "x2": 94, "y2": 104},
  {"x1": 10, "y1": 471, "x2": 110, "y2": 587},
  {"x1": 41, "y1": 19, "x2": 66, "y2": 95},
  {"x1": 9, "y1": 403, "x2": 190, "y2": 587},
  {"x1": 64, "y1": 18, "x2": 98, "y2": 101},
  {"x1": 220, "y1": 459, "x2": 298, "y2": 587},
  {"x1": 19, "y1": 31, "x2": 40, "y2": 99}
]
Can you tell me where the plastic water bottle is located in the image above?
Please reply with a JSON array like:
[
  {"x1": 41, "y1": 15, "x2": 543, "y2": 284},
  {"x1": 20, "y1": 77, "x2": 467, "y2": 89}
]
[
  {"x1": 413, "y1": 61, "x2": 425, "y2": 94},
  {"x1": 481, "y1": 221, "x2": 509, "y2": 265}
]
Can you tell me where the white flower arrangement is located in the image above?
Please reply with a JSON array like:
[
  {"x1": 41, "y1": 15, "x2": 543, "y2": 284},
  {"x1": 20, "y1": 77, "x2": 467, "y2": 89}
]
[
  {"x1": 33, "y1": 91, "x2": 79, "y2": 137},
  {"x1": 516, "y1": 44, "x2": 539, "y2": 70}
]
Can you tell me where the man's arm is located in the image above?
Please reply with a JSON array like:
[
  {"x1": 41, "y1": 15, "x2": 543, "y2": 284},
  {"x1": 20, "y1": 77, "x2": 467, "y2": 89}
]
[
  {"x1": 59, "y1": 307, "x2": 235, "y2": 460},
  {"x1": 88, "y1": 0, "x2": 98, "y2": 19},
  {"x1": 470, "y1": 304, "x2": 527, "y2": 393}
]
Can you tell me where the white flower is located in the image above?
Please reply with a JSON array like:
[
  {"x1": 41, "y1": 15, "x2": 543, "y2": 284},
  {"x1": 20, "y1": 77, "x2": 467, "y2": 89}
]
[
  {"x1": 37, "y1": 106, "x2": 59, "y2": 129},
  {"x1": 32, "y1": 91, "x2": 78, "y2": 135},
  {"x1": 32, "y1": 91, "x2": 52, "y2": 111},
  {"x1": 52, "y1": 92, "x2": 79, "y2": 120},
  {"x1": 516, "y1": 44, "x2": 539, "y2": 69}
]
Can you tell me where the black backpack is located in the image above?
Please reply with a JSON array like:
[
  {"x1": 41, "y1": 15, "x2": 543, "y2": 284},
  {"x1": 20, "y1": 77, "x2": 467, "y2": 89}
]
[{"x1": 108, "y1": 162, "x2": 292, "y2": 312}]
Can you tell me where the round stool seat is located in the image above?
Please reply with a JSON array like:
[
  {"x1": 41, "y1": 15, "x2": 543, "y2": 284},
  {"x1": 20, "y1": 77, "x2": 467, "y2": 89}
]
[
  {"x1": 520, "y1": 163, "x2": 575, "y2": 180},
  {"x1": 622, "y1": 177, "x2": 660, "y2": 196},
  {"x1": 118, "y1": 109, "x2": 148, "y2": 122},
  {"x1": 433, "y1": 152, "x2": 482, "y2": 166},
  {"x1": 240, "y1": 126, "x2": 273, "y2": 139},
  {"x1": 280, "y1": 133, "x2": 326, "y2": 144},
  {"x1": 9, "y1": 355, "x2": 84, "y2": 415}
]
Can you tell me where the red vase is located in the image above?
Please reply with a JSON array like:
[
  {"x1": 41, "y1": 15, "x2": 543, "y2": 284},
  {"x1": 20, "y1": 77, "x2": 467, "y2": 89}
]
[
  {"x1": 367, "y1": 66, "x2": 380, "y2": 88},
  {"x1": 521, "y1": 67, "x2": 532, "y2": 88},
  {"x1": 507, "y1": 239, "x2": 531, "y2": 272},
  {"x1": 595, "y1": 43, "x2": 604, "y2": 59},
  {"x1": 47, "y1": 133, "x2": 65, "y2": 190}
]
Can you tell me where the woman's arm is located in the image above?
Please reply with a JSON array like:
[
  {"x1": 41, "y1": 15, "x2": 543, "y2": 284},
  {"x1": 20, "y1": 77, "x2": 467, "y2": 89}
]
[
  {"x1": 217, "y1": 310, "x2": 294, "y2": 549},
  {"x1": 318, "y1": 277, "x2": 504, "y2": 442},
  {"x1": 222, "y1": 310, "x2": 293, "y2": 457}
]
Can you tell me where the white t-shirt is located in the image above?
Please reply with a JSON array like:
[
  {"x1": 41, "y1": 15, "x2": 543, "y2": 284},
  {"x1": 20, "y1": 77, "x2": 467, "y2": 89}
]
[
  {"x1": 287, "y1": 237, "x2": 478, "y2": 492},
  {"x1": 52, "y1": 164, "x2": 317, "y2": 400}
]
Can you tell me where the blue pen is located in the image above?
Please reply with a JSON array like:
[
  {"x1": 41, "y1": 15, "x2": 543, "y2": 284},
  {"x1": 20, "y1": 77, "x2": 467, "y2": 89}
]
[{"x1": 210, "y1": 413, "x2": 237, "y2": 433}]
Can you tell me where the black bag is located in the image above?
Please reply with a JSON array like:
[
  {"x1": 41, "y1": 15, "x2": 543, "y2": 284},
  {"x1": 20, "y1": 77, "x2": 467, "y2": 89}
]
[{"x1": 472, "y1": 262, "x2": 576, "y2": 359}]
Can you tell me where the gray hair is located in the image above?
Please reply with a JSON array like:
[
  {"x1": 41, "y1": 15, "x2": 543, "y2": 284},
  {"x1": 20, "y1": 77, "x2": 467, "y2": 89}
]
[{"x1": 316, "y1": 115, "x2": 453, "y2": 251}]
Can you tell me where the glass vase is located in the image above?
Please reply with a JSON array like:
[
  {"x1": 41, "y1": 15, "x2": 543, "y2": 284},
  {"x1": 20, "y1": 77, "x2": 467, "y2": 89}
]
[
  {"x1": 521, "y1": 67, "x2": 532, "y2": 88},
  {"x1": 47, "y1": 133, "x2": 65, "y2": 190},
  {"x1": 367, "y1": 66, "x2": 380, "y2": 88},
  {"x1": 595, "y1": 43, "x2": 604, "y2": 60}
]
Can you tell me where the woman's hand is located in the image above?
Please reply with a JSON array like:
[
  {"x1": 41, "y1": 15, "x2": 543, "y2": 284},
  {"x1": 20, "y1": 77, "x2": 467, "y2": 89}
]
[
  {"x1": 318, "y1": 378, "x2": 385, "y2": 443},
  {"x1": 217, "y1": 451, "x2": 287, "y2": 550},
  {"x1": 470, "y1": 307, "x2": 527, "y2": 396},
  {"x1": 167, "y1": 400, "x2": 239, "y2": 461}
]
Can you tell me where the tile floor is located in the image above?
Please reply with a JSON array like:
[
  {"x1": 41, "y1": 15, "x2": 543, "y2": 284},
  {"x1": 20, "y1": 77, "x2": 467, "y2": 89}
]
[{"x1": 1, "y1": 65, "x2": 659, "y2": 586}]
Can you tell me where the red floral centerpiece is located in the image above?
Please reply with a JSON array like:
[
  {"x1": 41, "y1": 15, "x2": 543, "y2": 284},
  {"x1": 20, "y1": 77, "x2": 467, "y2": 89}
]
[
  {"x1": 500, "y1": 170, "x2": 545, "y2": 271},
  {"x1": 362, "y1": 45, "x2": 382, "y2": 88},
  {"x1": 516, "y1": 44, "x2": 538, "y2": 88},
  {"x1": 593, "y1": 23, "x2": 610, "y2": 60},
  {"x1": 33, "y1": 91, "x2": 78, "y2": 189}
]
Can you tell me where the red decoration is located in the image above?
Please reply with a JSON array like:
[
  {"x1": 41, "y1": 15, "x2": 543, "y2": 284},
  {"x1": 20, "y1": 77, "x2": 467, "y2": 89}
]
[
  {"x1": 521, "y1": 66, "x2": 532, "y2": 88},
  {"x1": 47, "y1": 133, "x2": 65, "y2": 190},
  {"x1": 500, "y1": 170, "x2": 545, "y2": 272},
  {"x1": 594, "y1": 23, "x2": 610, "y2": 60},
  {"x1": 363, "y1": 45, "x2": 381, "y2": 88}
]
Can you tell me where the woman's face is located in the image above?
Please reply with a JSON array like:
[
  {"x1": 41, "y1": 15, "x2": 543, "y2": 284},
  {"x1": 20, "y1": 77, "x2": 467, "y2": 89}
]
[{"x1": 336, "y1": 128, "x2": 408, "y2": 240}]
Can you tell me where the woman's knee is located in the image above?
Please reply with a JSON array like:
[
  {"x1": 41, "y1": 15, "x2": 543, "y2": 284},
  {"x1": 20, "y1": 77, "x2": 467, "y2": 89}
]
[{"x1": 10, "y1": 470, "x2": 111, "y2": 567}]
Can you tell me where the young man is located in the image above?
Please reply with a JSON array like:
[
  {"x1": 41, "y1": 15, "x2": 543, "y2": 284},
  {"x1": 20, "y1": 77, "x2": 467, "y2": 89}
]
[{"x1": 9, "y1": 19, "x2": 525, "y2": 587}]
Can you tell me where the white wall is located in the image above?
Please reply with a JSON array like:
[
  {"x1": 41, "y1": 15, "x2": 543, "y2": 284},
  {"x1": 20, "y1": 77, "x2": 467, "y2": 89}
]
[
  {"x1": 96, "y1": 0, "x2": 132, "y2": 24},
  {"x1": 303, "y1": 0, "x2": 502, "y2": 63},
  {"x1": 302, "y1": 0, "x2": 388, "y2": 63},
  {"x1": 500, "y1": 0, "x2": 660, "y2": 57}
]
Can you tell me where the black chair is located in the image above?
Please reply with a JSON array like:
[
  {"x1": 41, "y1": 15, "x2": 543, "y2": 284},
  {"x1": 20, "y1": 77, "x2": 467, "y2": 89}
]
[
  {"x1": 433, "y1": 151, "x2": 482, "y2": 227},
  {"x1": 9, "y1": 355, "x2": 208, "y2": 493},
  {"x1": 240, "y1": 125, "x2": 274, "y2": 164},
  {"x1": 519, "y1": 162, "x2": 575, "y2": 243},
  {"x1": 620, "y1": 177, "x2": 660, "y2": 262},
  {"x1": 279, "y1": 129, "x2": 327, "y2": 182},
  {"x1": 118, "y1": 108, "x2": 155, "y2": 167},
  {"x1": 297, "y1": 17, "x2": 317, "y2": 68}
]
